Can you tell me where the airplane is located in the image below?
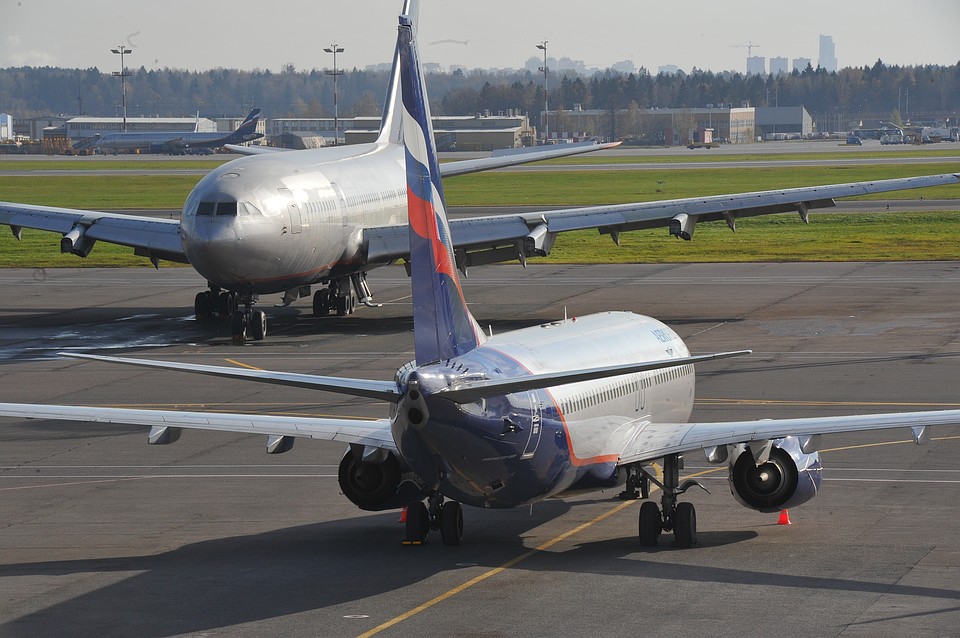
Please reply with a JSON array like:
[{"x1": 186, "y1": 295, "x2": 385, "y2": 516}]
[
  {"x1": 2, "y1": 10, "x2": 959, "y2": 549},
  {"x1": 87, "y1": 108, "x2": 264, "y2": 154},
  {"x1": 1, "y1": 5, "x2": 959, "y2": 345}
]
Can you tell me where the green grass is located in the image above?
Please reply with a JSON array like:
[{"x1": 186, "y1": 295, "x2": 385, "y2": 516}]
[
  {"x1": 542, "y1": 147, "x2": 960, "y2": 165},
  {"x1": 1, "y1": 159, "x2": 959, "y2": 267},
  {"x1": 0, "y1": 160, "x2": 228, "y2": 171}
]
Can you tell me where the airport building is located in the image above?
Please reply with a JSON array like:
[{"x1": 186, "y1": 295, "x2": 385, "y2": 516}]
[
  {"x1": 270, "y1": 112, "x2": 535, "y2": 151},
  {"x1": 544, "y1": 105, "x2": 757, "y2": 145},
  {"x1": 65, "y1": 116, "x2": 218, "y2": 140},
  {"x1": 754, "y1": 106, "x2": 814, "y2": 139}
]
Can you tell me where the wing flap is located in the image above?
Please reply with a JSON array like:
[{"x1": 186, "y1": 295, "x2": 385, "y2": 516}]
[
  {"x1": 0, "y1": 402, "x2": 396, "y2": 450},
  {"x1": 616, "y1": 409, "x2": 960, "y2": 465}
]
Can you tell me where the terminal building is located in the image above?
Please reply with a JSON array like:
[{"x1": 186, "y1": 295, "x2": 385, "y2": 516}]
[{"x1": 545, "y1": 105, "x2": 757, "y2": 145}]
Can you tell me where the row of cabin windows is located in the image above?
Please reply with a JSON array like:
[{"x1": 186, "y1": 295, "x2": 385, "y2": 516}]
[
  {"x1": 194, "y1": 187, "x2": 404, "y2": 219},
  {"x1": 558, "y1": 365, "x2": 693, "y2": 415}
]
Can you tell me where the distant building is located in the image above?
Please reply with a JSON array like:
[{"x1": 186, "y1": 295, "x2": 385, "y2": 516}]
[
  {"x1": 0, "y1": 113, "x2": 12, "y2": 141},
  {"x1": 770, "y1": 57, "x2": 789, "y2": 76},
  {"x1": 65, "y1": 116, "x2": 217, "y2": 141},
  {"x1": 793, "y1": 57, "x2": 812, "y2": 73},
  {"x1": 818, "y1": 35, "x2": 837, "y2": 72},
  {"x1": 610, "y1": 60, "x2": 636, "y2": 74},
  {"x1": 545, "y1": 105, "x2": 756, "y2": 145},
  {"x1": 746, "y1": 56, "x2": 766, "y2": 75},
  {"x1": 755, "y1": 106, "x2": 814, "y2": 138},
  {"x1": 658, "y1": 64, "x2": 680, "y2": 75}
]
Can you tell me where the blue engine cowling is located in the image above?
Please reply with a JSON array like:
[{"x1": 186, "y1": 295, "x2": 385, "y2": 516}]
[{"x1": 728, "y1": 437, "x2": 822, "y2": 512}]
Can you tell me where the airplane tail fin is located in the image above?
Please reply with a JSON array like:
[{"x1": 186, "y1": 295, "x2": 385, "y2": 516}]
[
  {"x1": 377, "y1": 0, "x2": 418, "y2": 146},
  {"x1": 236, "y1": 108, "x2": 261, "y2": 134},
  {"x1": 398, "y1": 11, "x2": 484, "y2": 366}
]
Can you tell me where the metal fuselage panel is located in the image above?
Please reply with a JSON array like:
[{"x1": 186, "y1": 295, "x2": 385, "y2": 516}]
[
  {"x1": 180, "y1": 142, "x2": 407, "y2": 293},
  {"x1": 395, "y1": 312, "x2": 695, "y2": 508}
]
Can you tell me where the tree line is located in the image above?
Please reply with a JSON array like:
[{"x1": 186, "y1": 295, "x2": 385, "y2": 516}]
[{"x1": 1, "y1": 60, "x2": 956, "y2": 131}]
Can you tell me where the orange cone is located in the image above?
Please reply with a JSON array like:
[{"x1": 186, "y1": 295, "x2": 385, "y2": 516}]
[
  {"x1": 777, "y1": 509, "x2": 792, "y2": 525},
  {"x1": 399, "y1": 506, "x2": 408, "y2": 523}
]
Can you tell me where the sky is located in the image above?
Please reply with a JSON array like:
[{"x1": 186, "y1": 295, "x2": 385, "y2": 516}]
[{"x1": 3, "y1": 0, "x2": 959, "y2": 75}]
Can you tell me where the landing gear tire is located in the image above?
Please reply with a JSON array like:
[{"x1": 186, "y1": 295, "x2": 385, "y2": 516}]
[
  {"x1": 194, "y1": 291, "x2": 212, "y2": 320},
  {"x1": 217, "y1": 291, "x2": 237, "y2": 318},
  {"x1": 249, "y1": 310, "x2": 267, "y2": 341},
  {"x1": 312, "y1": 289, "x2": 330, "y2": 317},
  {"x1": 231, "y1": 311, "x2": 247, "y2": 342},
  {"x1": 638, "y1": 500, "x2": 662, "y2": 547},
  {"x1": 405, "y1": 501, "x2": 430, "y2": 544},
  {"x1": 439, "y1": 501, "x2": 464, "y2": 546},
  {"x1": 673, "y1": 502, "x2": 697, "y2": 548}
]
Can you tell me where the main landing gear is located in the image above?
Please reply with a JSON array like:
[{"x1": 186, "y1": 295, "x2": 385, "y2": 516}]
[
  {"x1": 312, "y1": 273, "x2": 380, "y2": 318},
  {"x1": 194, "y1": 288, "x2": 266, "y2": 342},
  {"x1": 403, "y1": 494, "x2": 464, "y2": 546},
  {"x1": 622, "y1": 454, "x2": 708, "y2": 549}
]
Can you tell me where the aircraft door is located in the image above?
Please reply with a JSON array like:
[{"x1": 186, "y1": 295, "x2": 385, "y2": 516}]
[
  {"x1": 278, "y1": 188, "x2": 302, "y2": 234},
  {"x1": 520, "y1": 391, "x2": 542, "y2": 459}
]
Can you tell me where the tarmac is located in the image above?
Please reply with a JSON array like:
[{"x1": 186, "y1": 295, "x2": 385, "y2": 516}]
[{"x1": 0, "y1": 262, "x2": 959, "y2": 637}]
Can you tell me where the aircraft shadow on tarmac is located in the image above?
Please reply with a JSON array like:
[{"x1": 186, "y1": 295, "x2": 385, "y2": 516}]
[{"x1": 2, "y1": 501, "x2": 958, "y2": 638}]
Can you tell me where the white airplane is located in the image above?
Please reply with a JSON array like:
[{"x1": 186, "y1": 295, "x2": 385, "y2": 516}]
[
  {"x1": 87, "y1": 108, "x2": 264, "y2": 154},
  {"x1": 1, "y1": 5, "x2": 958, "y2": 344},
  {"x1": 2, "y1": 11, "x2": 958, "y2": 548}
]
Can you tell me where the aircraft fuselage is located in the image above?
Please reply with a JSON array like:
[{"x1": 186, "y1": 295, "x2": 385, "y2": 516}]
[
  {"x1": 392, "y1": 312, "x2": 695, "y2": 508},
  {"x1": 180, "y1": 142, "x2": 407, "y2": 293}
]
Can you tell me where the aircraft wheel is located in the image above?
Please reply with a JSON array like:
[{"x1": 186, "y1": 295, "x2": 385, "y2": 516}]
[
  {"x1": 250, "y1": 310, "x2": 267, "y2": 341},
  {"x1": 439, "y1": 501, "x2": 464, "y2": 546},
  {"x1": 217, "y1": 291, "x2": 236, "y2": 318},
  {"x1": 336, "y1": 295, "x2": 348, "y2": 316},
  {"x1": 673, "y1": 502, "x2": 697, "y2": 548},
  {"x1": 638, "y1": 501, "x2": 661, "y2": 547},
  {"x1": 313, "y1": 289, "x2": 330, "y2": 316},
  {"x1": 231, "y1": 311, "x2": 247, "y2": 342},
  {"x1": 194, "y1": 292, "x2": 212, "y2": 320},
  {"x1": 405, "y1": 501, "x2": 430, "y2": 544}
]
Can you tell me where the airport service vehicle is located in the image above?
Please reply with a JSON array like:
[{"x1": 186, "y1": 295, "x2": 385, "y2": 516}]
[{"x1": 2, "y1": 13, "x2": 959, "y2": 548}]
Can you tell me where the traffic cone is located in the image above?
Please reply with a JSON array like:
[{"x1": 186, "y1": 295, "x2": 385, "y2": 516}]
[
  {"x1": 777, "y1": 509, "x2": 792, "y2": 525},
  {"x1": 399, "y1": 506, "x2": 408, "y2": 523}
]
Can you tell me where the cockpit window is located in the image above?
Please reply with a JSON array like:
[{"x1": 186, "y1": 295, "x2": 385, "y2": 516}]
[
  {"x1": 197, "y1": 201, "x2": 216, "y2": 216},
  {"x1": 217, "y1": 201, "x2": 238, "y2": 216}
]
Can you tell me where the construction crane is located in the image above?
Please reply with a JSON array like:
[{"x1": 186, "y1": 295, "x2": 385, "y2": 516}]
[{"x1": 730, "y1": 41, "x2": 760, "y2": 56}]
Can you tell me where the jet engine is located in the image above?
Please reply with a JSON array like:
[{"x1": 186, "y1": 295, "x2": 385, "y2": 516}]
[
  {"x1": 728, "y1": 436, "x2": 822, "y2": 512},
  {"x1": 337, "y1": 446, "x2": 423, "y2": 511}
]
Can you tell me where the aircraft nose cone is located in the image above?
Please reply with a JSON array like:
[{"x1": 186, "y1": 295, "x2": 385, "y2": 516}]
[{"x1": 182, "y1": 216, "x2": 246, "y2": 283}]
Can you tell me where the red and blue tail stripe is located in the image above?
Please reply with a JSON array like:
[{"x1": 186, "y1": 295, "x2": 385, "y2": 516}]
[{"x1": 398, "y1": 16, "x2": 483, "y2": 365}]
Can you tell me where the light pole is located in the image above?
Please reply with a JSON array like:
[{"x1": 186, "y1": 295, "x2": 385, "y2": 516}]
[
  {"x1": 324, "y1": 44, "x2": 345, "y2": 145},
  {"x1": 536, "y1": 41, "x2": 548, "y2": 143},
  {"x1": 111, "y1": 44, "x2": 132, "y2": 133}
]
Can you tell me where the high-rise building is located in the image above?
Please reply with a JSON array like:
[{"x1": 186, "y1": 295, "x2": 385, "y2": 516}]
[
  {"x1": 793, "y1": 57, "x2": 812, "y2": 73},
  {"x1": 770, "y1": 57, "x2": 789, "y2": 76},
  {"x1": 746, "y1": 56, "x2": 766, "y2": 75},
  {"x1": 818, "y1": 35, "x2": 837, "y2": 72}
]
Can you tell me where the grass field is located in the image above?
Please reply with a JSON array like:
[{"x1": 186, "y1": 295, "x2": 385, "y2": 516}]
[{"x1": 1, "y1": 154, "x2": 958, "y2": 267}]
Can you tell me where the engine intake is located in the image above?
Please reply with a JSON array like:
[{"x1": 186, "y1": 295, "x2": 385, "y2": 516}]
[
  {"x1": 729, "y1": 437, "x2": 822, "y2": 512},
  {"x1": 338, "y1": 447, "x2": 422, "y2": 511}
]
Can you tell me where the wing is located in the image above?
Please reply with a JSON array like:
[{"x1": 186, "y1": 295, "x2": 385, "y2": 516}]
[
  {"x1": 0, "y1": 402, "x2": 396, "y2": 451},
  {"x1": 438, "y1": 141, "x2": 623, "y2": 177},
  {"x1": 363, "y1": 173, "x2": 960, "y2": 266},
  {"x1": 615, "y1": 409, "x2": 960, "y2": 466},
  {"x1": 223, "y1": 144, "x2": 289, "y2": 155},
  {"x1": 0, "y1": 202, "x2": 187, "y2": 264}
]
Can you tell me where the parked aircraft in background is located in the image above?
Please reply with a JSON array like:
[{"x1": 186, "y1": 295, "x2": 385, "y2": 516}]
[
  {"x1": 2, "y1": 13, "x2": 959, "y2": 547},
  {"x1": 80, "y1": 108, "x2": 264, "y2": 154},
  {"x1": 1, "y1": 3, "x2": 958, "y2": 343}
]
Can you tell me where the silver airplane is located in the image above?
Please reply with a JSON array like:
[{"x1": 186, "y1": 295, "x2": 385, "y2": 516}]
[
  {"x1": 1, "y1": 3, "x2": 958, "y2": 344},
  {"x1": 88, "y1": 108, "x2": 263, "y2": 154},
  {"x1": 2, "y1": 11, "x2": 959, "y2": 548}
]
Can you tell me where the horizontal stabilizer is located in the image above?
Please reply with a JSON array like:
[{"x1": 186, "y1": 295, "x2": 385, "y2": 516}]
[
  {"x1": 60, "y1": 353, "x2": 401, "y2": 403},
  {"x1": 435, "y1": 349, "x2": 752, "y2": 403}
]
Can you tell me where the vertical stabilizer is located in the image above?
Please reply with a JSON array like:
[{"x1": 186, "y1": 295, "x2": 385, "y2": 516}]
[
  {"x1": 398, "y1": 13, "x2": 484, "y2": 365},
  {"x1": 377, "y1": 0, "x2": 418, "y2": 146}
]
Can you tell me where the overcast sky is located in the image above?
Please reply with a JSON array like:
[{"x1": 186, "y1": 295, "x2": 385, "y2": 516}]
[{"x1": 3, "y1": 1, "x2": 959, "y2": 74}]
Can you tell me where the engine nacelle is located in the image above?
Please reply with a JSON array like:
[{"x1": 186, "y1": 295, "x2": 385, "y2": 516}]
[
  {"x1": 728, "y1": 436, "x2": 822, "y2": 512},
  {"x1": 337, "y1": 447, "x2": 423, "y2": 511}
]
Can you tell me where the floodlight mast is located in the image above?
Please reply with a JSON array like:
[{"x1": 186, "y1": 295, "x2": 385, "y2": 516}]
[
  {"x1": 324, "y1": 44, "x2": 345, "y2": 145},
  {"x1": 111, "y1": 44, "x2": 132, "y2": 133},
  {"x1": 536, "y1": 41, "x2": 548, "y2": 143}
]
